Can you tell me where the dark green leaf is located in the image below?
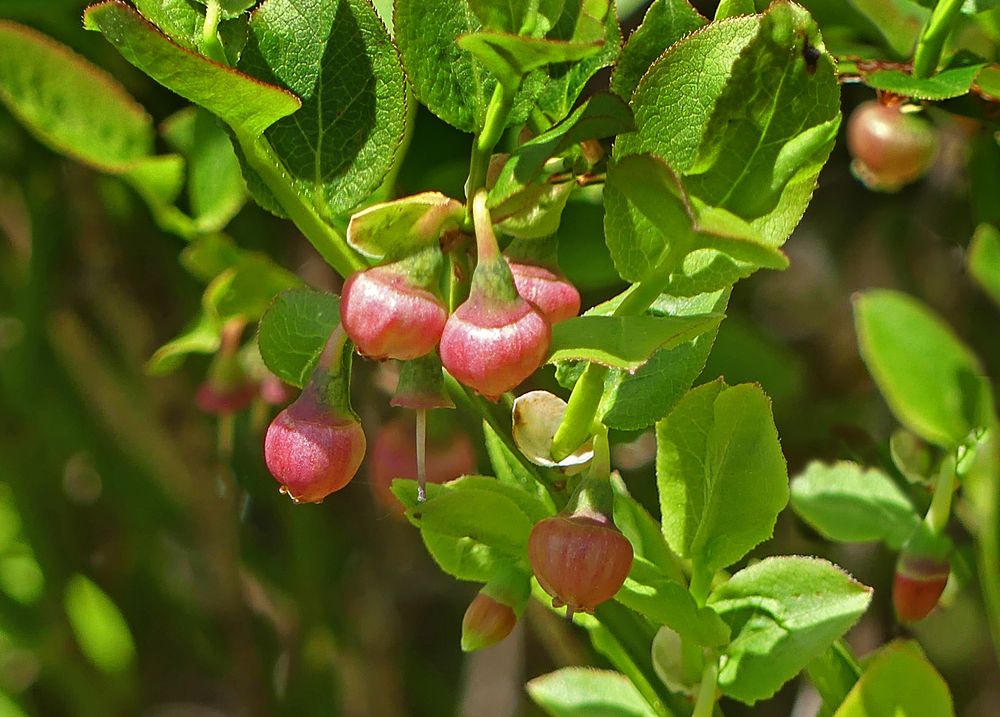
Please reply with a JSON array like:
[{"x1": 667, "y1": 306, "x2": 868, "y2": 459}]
[
  {"x1": 831, "y1": 641, "x2": 954, "y2": 717},
  {"x1": 969, "y1": 224, "x2": 1000, "y2": 308},
  {"x1": 527, "y1": 668, "x2": 658, "y2": 717},
  {"x1": 617, "y1": 557, "x2": 730, "y2": 647},
  {"x1": 257, "y1": 288, "x2": 341, "y2": 387},
  {"x1": 709, "y1": 557, "x2": 873, "y2": 705},
  {"x1": 534, "y1": 1, "x2": 621, "y2": 122},
  {"x1": 395, "y1": 0, "x2": 542, "y2": 132},
  {"x1": 656, "y1": 380, "x2": 788, "y2": 572},
  {"x1": 854, "y1": 290, "x2": 991, "y2": 448},
  {"x1": 84, "y1": 1, "x2": 301, "y2": 137},
  {"x1": 610, "y1": 0, "x2": 706, "y2": 101},
  {"x1": 0, "y1": 19, "x2": 153, "y2": 172},
  {"x1": 548, "y1": 313, "x2": 723, "y2": 370},
  {"x1": 790, "y1": 461, "x2": 919, "y2": 549},
  {"x1": 237, "y1": 0, "x2": 409, "y2": 217}
]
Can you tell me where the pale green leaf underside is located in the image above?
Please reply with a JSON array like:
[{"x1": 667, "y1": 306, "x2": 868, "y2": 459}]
[
  {"x1": 0, "y1": 19, "x2": 153, "y2": 173},
  {"x1": 237, "y1": 0, "x2": 409, "y2": 217},
  {"x1": 549, "y1": 313, "x2": 723, "y2": 370},
  {"x1": 84, "y1": 1, "x2": 301, "y2": 137},
  {"x1": 709, "y1": 556, "x2": 872, "y2": 705},
  {"x1": 790, "y1": 460, "x2": 919, "y2": 549},
  {"x1": 832, "y1": 641, "x2": 954, "y2": 717},
  {"x1": 854, "y1": 289, "x2": 990, "y2": 448},
  {"x1": 617, "y1": 557, "x2": 731, "y2": 647},
  {"x1": 528, "y1": 668, "x2": 658, "y2": 717}
]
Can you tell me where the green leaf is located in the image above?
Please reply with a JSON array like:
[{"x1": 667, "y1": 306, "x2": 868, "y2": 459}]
[
  {"x1": 458, "y1": 31, "x2": 603, "y2": 89},
  {"x1": 610, "y1": 0, "x2": 706, "y2": 101},
  {"x1": 534, "y1": 1, "x2": 621, "y2": 122},
  {"x1": 396, "y1": 0, "x2": 542, "y2": 132},
  {"x1": 0, "y1": 548, "x2": 44, "y2": 605},
  {"x1": 421, "y1": 529, "x2": 506, "y2": 582},
  {"x1": 715, "y1": 0, "x2": 756, "y2": 19},
  {"x1": 866, "y1": 61, "x2": 988, "y2": 101},
  {"x1": 85, "y1": 1, "x2": 301, "y2": 137},
  {"x1": 146, "y1": 308, "x2": 222, "y2": 375},
  {"x1": 709, "y1": 557, "x2": 873, "y2": 705},
  {"x1": 0, "y1": 19, "x2": 153, "y2": 172},
  {"x1": 573, "y1": 287, "x2": 729, "y2": 430},
  {"x1": 832, "y1": 641, "x2": 954, "y2": 717},
  {"x1": 548, "y1": 313, "x2": 723, "y2": 370},
  {"x1": 123, "y1": 154, "x2": 187, "y2": 208},
  {"x1": 490, "y1": 92, "x2": 634, "y2": 211},
  {"x1": 64, "y1": 574, "x2": 136, "y2": 674},
  {"x1": 392, "y1": 476, "x2": 536, "y2": 557},
  {"x1": 496, "y1": 181, "x2": 575, "y2": 239},
  {"x1": 617, "y1": 557, "x2": 730, "y2": 647},
  {"x1": 848, "y1": 0, "x2": 927, "y2": 59},
  {"x1": 257, "y1": 289, "x2": 341, "y2": 388},
  {"x1": 790, "y1": 461, "x2": 920, "y2": 549},
  {"x1": 656, "y1": 380, "x2": 788, "y2": 572},
  {"x1": 346, "y1": 192, "x2": 464, "y2": 260},
  {"x1": 612, "y1": 3, "x2": 839, "y2": 278},
  {"x1": 969, "y1": 224, "x2": 1000, "y2": 308},
  {"x1": 133, "y1": 0, "x2": 248, "y2": 62},
  {"x1": 483, "y1": 420, "x2": 557, "y2": 512},
  {"x1": 182, "y1": 109, "x2": 246, "y2": 231},
  {"x1": 610, "y1": 475, "x2": 684, "y2": 583},
  {"x1": 236, "y1": 0, "x2": 409, "y2": 217},
  {"x1": 854, "y1": 290, "x2": 990, "y2": 448},
  {"x1": 527, "y1": 668, "x2": 658, "y2": 717},
  {"x1": 604, "y1": 153, "x2": 789, "y2": 284}
]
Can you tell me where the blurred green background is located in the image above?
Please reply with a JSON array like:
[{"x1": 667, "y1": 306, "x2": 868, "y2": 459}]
[{"x1": 1, "y1": 1, "x2": 999, "y2": 715}]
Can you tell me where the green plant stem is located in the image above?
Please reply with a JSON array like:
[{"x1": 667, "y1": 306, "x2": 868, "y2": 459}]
[
  {"x1": 416, "y1": 407, "x2": 427, "y2": 502},
  {"x1": 688, "y1": 564, "x2": 714, "y2": 607},
  {"x1": 201, "y1": 0, "x2": 228, "y2": 65},
  {"x1": 925, "y1": 453, "x2": 956, "y2": 534},
  {"x1": 234, "y1": 130, "x2": 365, "y2": 278},
  {"x1": 912, "y1": 0, "x2": 965, "y2": 79},
  {"x1": 691, "y1": 657, "x2": 719, "y2": 717},
  {"x1": 805, "y1": 640, "x2": 862, "y2": 712},
  {"x1": 550, "y1": 245, "x2": 685, "y2": 461},
  {"x1": 466, "y1": 83, "x2": 515, "y2": 210}
]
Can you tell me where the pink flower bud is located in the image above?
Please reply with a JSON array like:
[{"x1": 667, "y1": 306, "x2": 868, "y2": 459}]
[
  {"x1": 264, "y1": 398, "x2": 366, "y2": 503},
  {"x1": 528, "y1": 514, "x2": 633, "y2": 614},
  {"x1": 461, "y1": 594, "x2": 516, "y2": 652},
  {"x1": 507, "y1": 260, "x2": 580, "y2": 324},
  {"x1": 439, "y1": 294, "x2": 550, "y2": 400},
  {"x1": 340, "y1": 265, "x2": 448, "y2": 361},
  {"x1": 893, "y1": 551, "x2": 949, "y2": 623}
]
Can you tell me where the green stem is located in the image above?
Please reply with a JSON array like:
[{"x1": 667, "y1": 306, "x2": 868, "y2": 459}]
[
  {"x1": 691, "y1": 656, "x2": 719, "y2": 717},
  {"x1": 234, "y1": 130, "x2": 365, "y2": 278},
  {"x1": 925, "y1": 453, "x2": 957, "y2": 535},
  {"x1": 466, "y1": 83, "x2": 515, "y2": 209},
  {"x1": 689, "y1": 563, "x2": 714, "y2": 607},
  {"x1": 912, "y1": 0, "x2": 964, "y2": 79},
  {"x1": 416, "y1": 407, "x2": 427, "y2": 502},
  {"x1": 805, "y1": 640, "x2": 862, "y2": 713},
  {"x1": 201, "y1": 0, "x2": 228, "y2": 65},
  {"x1": 551, "y1": 363, "x2": 607, "y2": 461},
  {"x1": 550, "y1": 244, "x2": 685, "y2": 461}
]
